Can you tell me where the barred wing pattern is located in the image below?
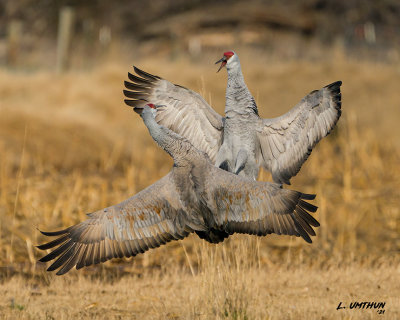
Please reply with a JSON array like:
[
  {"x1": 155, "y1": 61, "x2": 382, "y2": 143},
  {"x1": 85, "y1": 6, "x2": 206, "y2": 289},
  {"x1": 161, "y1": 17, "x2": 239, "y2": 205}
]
[
  {"x1": 257, "y1": 81, "x2": 342, "y2": 184},
  {"x1": 37, "y1": 174, "x2": 195, "y2": 275},
  {"x1": 124, "y1": 67, "x2": 224, "y2": 162},
  {"x1": 207, "y1": 167, "x2": 319, "y2": 243}
]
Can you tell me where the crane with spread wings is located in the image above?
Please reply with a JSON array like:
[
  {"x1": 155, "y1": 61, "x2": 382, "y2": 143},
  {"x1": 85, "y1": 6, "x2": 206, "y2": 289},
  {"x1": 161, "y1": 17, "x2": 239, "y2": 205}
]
[{"x1": 124, "y1": 52, "x2": 341, "y2": 184}]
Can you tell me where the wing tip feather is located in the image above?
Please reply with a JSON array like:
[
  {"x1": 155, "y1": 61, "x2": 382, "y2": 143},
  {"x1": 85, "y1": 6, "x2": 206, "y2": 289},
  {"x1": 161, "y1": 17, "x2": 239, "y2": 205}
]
[
  {"x1": 325, "y1": 80, "x2": 342, "y2": 90},
  {"x1": 301, "y1": 193, "x2": 316, "y2": 200},
  {"x1": 133, "y1": 66, "x2": 161, "y2": 81},
  {"x1": 39, "y1": 228, "x2": 70, "y2": 237}
]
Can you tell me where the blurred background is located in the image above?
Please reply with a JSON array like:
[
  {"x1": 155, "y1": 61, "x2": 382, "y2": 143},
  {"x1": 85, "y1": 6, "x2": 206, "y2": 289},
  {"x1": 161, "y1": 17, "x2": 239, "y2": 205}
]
[
  {"x1": 0, "y1": 0, "x2": 399, "y2": 319},
  {"x1": 2, "y1": 0, "x2": 400, "y2": 68}
]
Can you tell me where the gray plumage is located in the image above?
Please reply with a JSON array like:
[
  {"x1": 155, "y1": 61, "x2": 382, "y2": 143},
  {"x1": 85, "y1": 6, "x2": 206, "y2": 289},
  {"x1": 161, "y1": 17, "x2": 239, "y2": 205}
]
[
  {"x1": 38, "y1": 104, "x2": 319, "y2": 275},
  {"x1": 124, "y1": 53, "x2": 342, "y2": 184},
  {"x1": 124, "y1": 68, "x2": 223, "y2": 162}
]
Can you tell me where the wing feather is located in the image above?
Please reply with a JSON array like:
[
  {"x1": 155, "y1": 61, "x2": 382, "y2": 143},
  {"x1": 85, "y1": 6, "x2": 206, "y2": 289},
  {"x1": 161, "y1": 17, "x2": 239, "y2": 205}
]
[
  {"x1": 257, "y1": 81, "x2": 342, "y2": 184},
  {"x1": 37, "y1": 173, "x2": 196, "y2": 275},
  {"x1": 206, "y1": 167, "x2": 319, "y2": 243},
  {"x1": 124, "y1": 66, "x2": 224, "y2": 162}
]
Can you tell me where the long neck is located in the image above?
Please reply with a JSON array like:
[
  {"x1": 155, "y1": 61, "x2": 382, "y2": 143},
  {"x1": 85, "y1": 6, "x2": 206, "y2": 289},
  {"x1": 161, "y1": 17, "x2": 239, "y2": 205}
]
[
  {"x1": 225, "y1": 61, "x2": 259, "y2": 116},
  {"x1": 142, "y1": 114, "x2": 197, "y2": 167}
]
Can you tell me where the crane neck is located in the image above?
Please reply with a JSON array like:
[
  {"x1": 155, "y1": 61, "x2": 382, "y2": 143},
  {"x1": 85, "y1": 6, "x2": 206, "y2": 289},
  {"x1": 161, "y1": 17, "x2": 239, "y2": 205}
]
[
  {"x1": 142, "y1": 113, "x2": 196, "y2": 167},
  {"x1": 225, "y1": 62, "x2": 259, "y2": 117}
]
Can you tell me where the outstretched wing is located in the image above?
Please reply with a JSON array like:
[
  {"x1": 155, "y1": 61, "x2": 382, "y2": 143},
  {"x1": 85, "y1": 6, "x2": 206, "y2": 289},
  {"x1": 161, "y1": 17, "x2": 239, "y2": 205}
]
[
  {"x1": 206, "y1": 166, "x2": 319, "y2": 243},
  {"x1": 37, "y1": 174, "x2": 197, "y2": 275},
  {"x1": 124, "y1": 67, "x2": 224, "y2": 162},
  {"x1": 256, "y1": 81, "x2": 342, "y2": 184}
]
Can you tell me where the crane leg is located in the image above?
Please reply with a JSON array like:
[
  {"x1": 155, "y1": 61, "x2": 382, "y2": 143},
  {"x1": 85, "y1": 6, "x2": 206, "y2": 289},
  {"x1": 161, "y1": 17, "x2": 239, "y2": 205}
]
[
  {"x1": 218, "y1": 160, "x2": 230, "y2": 172},
  {"x1": 234, "y1": 149, "x2": 248, "y2": 175},
  {"x1": 215, "y1": 143, "x2": 232, "y2": 172}
]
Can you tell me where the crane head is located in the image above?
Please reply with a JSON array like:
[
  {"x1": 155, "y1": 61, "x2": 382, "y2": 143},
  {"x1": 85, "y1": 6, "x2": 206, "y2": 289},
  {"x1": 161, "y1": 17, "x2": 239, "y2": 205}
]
[
  {"x1": 215, "y1": 51, "x2": 235, "y2": 72},
  {"x1": 134, "y1": 103, "x2": 157, "y2": 116}
]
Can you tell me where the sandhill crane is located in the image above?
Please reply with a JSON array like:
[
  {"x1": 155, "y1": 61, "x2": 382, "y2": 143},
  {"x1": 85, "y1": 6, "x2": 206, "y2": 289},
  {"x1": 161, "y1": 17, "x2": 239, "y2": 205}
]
[
  {"x1": 38, "y1": 104, "x2": 319, "y2": 275},
  {"x1": 124, "y1": 52, "x2": 341, "y2": 184}
]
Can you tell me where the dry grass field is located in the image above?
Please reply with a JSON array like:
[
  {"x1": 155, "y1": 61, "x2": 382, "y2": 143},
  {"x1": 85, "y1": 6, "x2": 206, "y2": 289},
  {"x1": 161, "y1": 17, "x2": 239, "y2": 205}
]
[{"x1": 0, "y1": 51, "x2": 399, "y2": 319}]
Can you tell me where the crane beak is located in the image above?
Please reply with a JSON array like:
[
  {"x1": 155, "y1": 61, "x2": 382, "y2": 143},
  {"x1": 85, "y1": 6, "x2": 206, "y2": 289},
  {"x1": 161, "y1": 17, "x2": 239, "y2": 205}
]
[{"x1": 215, "y1": 56, "x2": 227, "y2": 73}]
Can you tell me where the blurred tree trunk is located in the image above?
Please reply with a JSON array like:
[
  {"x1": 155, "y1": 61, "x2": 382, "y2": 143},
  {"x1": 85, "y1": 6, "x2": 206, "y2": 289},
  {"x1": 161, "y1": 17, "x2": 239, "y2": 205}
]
[
  {"x1": 6, "y1": 20, "x2": 22, "y2": 67},
  {"x1": 56, "y1": 7, "x2": 75, "y2": 73}
]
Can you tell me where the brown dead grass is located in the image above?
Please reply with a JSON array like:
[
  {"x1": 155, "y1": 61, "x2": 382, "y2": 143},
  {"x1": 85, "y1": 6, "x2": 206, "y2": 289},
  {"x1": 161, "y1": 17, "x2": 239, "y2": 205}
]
[
  {"x1": 1, "y1": 236, "x2": 399, "y2": 319},
  {"x1": 0, "y1": 51, "x2": 399, "y2": 318},
  {"x1": 0, "y1": 263, "x2": 399, "y2": 319}
]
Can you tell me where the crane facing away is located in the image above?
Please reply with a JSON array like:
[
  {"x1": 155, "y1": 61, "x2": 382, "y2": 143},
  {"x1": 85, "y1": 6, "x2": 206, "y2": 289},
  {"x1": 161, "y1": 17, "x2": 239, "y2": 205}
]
[{"x1": 38, "y1": 104, "x2": 319, "y2": 275}]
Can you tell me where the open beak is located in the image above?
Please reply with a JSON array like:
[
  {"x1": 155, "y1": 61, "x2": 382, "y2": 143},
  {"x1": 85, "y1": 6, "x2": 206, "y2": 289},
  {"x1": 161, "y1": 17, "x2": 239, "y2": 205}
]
[{"x1": 215, "y1": 56, "x2": 227, "y2": 73}]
